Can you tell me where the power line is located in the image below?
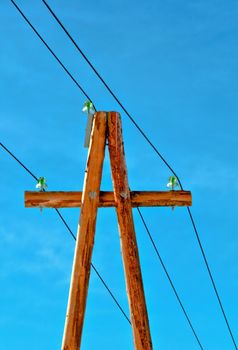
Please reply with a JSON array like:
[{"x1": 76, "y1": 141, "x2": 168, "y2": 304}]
[
  {"x1": 136, "y1": 207, "x2": 204, "y2": 350},
  {"x1": 39, "y1": 2, "x2": 238, "y2": 348},
  {"x1": 0, "y1": 141, "x2": 131, "y2": 325},
  {"x1": 0, "y1": 142, "x2": 38, "y2": 181},
  {"x1": 90, "y1": 263, "x2": 131, "y2": 324},
  {"x1": 187, "y1": 207, "x2": 238, "y2": 348},
  {"x1": 9, "y1": 0, "x2": 96, "y2": 111}
]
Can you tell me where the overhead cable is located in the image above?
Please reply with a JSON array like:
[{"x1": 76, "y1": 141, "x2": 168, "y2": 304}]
[
  {"x1": 136, "y1": 207, "x2": 204, "y2": 350},
  {"x1": 10, "y1": 0, "x2": 96, "y2": 110}
]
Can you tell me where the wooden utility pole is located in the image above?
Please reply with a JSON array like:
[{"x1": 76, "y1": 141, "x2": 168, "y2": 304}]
[
  {"x1": 25, "y1": 111, "x2": 192, "y2": 350},
  {"x1": 108, "y1": 112, "x2": 152, "y2": 349},
  {"x1": 61, "y1": 112, "x2": 107, "y2": 349}
]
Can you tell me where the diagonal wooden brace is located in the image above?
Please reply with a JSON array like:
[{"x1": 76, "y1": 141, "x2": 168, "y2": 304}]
[
  {"x1": 108, "y1": 112, "x2": 153, "y2": 350},
  {"x1": 61, "y1": 112, "x2": 107, "y2": 350}
]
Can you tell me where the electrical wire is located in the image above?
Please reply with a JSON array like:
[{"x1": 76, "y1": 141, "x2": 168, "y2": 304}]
[
  {"x1": 0, "y1": 141, "x2": 131, "y2": 325},
  {"x1": 136, "y1": 207, "x2": 204, "y2": 350},
  {"x1": 39, "y1": 2, "x2": 238, "y2": 348},
  {"x1": 9, "y1": 0, "x2": 96, "y2": 111},
  {"x1": 0, "y1": 142, "x2": 38, "y2": 181},
  {"x1": 187, "y1": 206, "x2": 237, "y2": 348}
]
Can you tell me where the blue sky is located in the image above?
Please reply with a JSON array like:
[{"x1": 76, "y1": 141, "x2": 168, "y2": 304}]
[{"x1": 1, "y1": 0, "x2": 238, "y2": 349}]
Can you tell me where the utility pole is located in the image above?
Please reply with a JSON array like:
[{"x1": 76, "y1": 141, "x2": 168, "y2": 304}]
[{"x1": 25, "y1": 111, "x2": 192, "y2": 349}]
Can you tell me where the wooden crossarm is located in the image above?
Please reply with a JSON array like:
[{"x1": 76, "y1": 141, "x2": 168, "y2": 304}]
[{"x1": 24, "y1": 190, "x2": 192, "y2": 208}]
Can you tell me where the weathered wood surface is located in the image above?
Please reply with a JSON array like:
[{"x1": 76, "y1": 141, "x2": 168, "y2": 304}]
[
  {"x1": 25, "y1": 190, "x2": 192, "y2": 208},
  {"x1": 108, "y1": 112, "x2": 153, "y2": 350},
  {"x1": 61, "y1": 112, "x2": 107, "y2": 350}
]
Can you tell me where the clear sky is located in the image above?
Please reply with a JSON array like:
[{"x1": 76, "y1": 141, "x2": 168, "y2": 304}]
[{"x1": 1, "y1": 0, "x2": 238, "y2": 349}]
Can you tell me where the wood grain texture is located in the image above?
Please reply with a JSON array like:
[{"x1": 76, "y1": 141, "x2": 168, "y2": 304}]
[
  {"x1": 25, "y1": 190, "x2": 192, "y2": 208},
  {"x1": 61, "y1": 112, "x2": 107, "y2": 350},
  {"x1": 108, "y1": 112, "x2": 153, "y2": 350}
]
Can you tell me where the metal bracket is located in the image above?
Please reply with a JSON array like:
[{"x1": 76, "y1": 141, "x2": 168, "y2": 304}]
[{"x1": 84, "y1": 114, "x2": 94, "y2": 148}]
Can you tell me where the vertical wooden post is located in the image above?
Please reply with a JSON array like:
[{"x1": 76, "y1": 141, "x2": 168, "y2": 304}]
[
  {"x1": 61, "y1": 112, "x2": 107, "y2": 350},
  {"x1": 108, "y1": 112, "x2": 153, "y2": 350}
]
